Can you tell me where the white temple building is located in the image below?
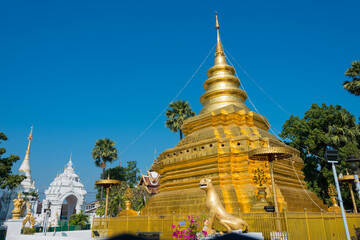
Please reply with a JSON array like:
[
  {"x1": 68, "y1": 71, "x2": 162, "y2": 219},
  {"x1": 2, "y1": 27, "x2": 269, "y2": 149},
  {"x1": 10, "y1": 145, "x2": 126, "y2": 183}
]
[
  {"x1": 41, "y1": 155, "x2": 87, "y2": 226},
  {"x1": 0, "y1": 127, "x2": 37, "y2": 224}
]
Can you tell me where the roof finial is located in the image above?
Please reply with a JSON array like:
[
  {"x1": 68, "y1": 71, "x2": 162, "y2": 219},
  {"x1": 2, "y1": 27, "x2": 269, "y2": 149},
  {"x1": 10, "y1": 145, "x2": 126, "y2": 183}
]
[
  {"x1": 214, "y1": 12, "x2": 226, "y2": 63},
  {"x1": 67, "y1": 153, "x2": 73, "y2": 169},
  {"x1": 28, "y1": 126, "x2": 33, "y2": 140},
  {"x1": 215, "y1": 11, "x2": 220, "y2": 30}
]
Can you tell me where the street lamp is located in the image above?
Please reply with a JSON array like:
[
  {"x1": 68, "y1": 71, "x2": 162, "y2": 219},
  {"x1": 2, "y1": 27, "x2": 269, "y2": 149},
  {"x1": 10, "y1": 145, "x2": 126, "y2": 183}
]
[
  {"x1": 325, "y1": 148, "x2": 350, "y2": 240},
  {"x1": 346, "y1": 155, "x2": 360, "y2": 200}
]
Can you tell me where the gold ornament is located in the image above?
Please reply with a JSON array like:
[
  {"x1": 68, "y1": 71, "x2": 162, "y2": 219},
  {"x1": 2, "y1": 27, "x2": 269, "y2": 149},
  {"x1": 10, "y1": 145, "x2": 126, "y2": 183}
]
[
  {"x1": 200, "y1": 178, "x2": 249, "y2": 233},
  {"x1": 12, "y1": 192, "x2": 24, "y2": 219}
]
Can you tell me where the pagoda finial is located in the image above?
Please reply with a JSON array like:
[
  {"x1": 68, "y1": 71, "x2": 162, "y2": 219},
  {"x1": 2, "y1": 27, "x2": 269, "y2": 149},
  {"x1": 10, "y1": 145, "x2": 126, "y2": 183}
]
[
  {"x1": 19, "y1": 126, "x2": 33, "y2": 176},
  {"x1": 67, "y1": 153, "x2": 73, "y2": 169},
  {"x1": 215, "y1": 12, "x2": 225, "y2": 59},
  {"x1": 25, "y1": 126, "x2": 33, "y2": 161}
]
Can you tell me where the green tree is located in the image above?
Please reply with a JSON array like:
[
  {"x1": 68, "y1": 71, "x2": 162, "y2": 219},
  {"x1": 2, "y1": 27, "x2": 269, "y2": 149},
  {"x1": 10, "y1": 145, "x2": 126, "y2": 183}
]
[
  {"x1": 165, "y1": 100, "x2": 195, "y2": 140},
  {"x1": 94, "y1": 161, "x2": 148, "y2": 216},
  {"x1": 125, "y1": 160, "x2": 140, "y2": 187},
  {"x1": 280, "y1": 103, "x2": 360, "y2": 208},
  {"x1": 69, "y1": 210, "x2": 89, "y2": 227},
  {"x1": 95, "y1": 161, "x2": 140, "y2": 200},
  {"x1": 343, "y1": 60, "x2": 360, "y2": 96},
  {"x1": 98, "y1": 182, "x2": 151, "y2": 217},
  {"x1": 92, "y1": 138, "x2": 118, "y2": 200},
  {"x1": 92, "y1": 138, "x2": 118, "y2": 179},
  {"x1": 0, "y1": 132, "x2": 26, "y2": 189}
]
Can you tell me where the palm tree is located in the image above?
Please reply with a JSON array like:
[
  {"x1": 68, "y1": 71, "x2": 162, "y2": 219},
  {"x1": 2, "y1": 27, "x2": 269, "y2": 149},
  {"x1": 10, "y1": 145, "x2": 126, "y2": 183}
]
[
  {"x1": 326, "y1": 108, "x2": 360, "y2": 148},
  {"x1": 92, "y1": 138, "x2": 118, "y2": 200},
  {"x1": 165, "y1": 100, "x2": 195, "y2": 140},
  {"x1": 92, "y1": 138, "x2": 118, "y2": 179},
  {"x1": 343, "y1": 60, "x2": 360, "y2": 96},
  {"x1": 69, "y1": 210, "x2": 89, "y2": 227}
]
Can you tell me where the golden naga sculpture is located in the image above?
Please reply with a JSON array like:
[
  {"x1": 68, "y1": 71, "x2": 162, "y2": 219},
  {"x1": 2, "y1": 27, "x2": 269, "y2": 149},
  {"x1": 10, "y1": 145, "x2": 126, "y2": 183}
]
[
  {"x1": 22, "y1": 201, "x2": 35, "y2": 228},
  {"x1": 200, "y1": 178, "x2": 249, "y2": 234},
  {"x1": 12, "y1": 192, "x2": 24, "y2": 219}
]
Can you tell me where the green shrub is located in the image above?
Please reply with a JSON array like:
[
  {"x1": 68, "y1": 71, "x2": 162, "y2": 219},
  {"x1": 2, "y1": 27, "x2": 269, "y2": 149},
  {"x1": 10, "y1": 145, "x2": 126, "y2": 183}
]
[{"x1": 22, "y1": 228, "x2": 35, "y2": 235}]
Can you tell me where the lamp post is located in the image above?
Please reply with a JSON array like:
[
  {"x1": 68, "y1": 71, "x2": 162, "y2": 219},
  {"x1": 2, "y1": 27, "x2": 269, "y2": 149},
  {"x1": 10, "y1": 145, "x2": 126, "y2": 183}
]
[
  {"x1": 325, "y1": 148, "x2": 350, "y2": 240},
  {"x1": 346, "y1": 155, "x2": 360, "y2": 200}
]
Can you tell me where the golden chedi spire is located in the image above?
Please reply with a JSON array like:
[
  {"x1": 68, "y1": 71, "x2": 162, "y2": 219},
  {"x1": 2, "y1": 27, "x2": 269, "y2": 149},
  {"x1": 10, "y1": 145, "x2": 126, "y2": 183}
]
[{"x1": 199, "y1": 13, "x2": 248, "y2": 114}]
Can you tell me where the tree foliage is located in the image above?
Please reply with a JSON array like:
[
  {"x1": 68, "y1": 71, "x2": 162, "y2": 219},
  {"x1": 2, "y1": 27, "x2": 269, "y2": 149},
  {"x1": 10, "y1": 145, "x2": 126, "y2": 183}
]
[
  {"x1": 92, "y1": 138, "x2": 118, "y2": 179},
  {"x1": 69, "y1": 210, "x2": 89, "y2": 227},
  {"x1": 280, "y1": 103, "x2": 360, "y2": 208},
  {"x1": 343, "y1": 60, "x2": 360, "y2": 96},
  {"x1": 95, "y1": 161, "x2": 149, "y2": 216},
  {"x1": 165, "y1": 100, "x2": 195, "y2": 140},
  {"x1": 0, "y1": 132, "x2": 26, "y2": 189},
  {"x1": 95, "y1": 160, "x2": 141, "y2": 200}
]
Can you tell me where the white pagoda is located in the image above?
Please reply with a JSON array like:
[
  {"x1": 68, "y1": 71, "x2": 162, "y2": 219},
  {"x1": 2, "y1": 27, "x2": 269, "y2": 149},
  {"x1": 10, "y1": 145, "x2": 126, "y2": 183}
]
[{"x1": 0, "y1": 127, "x2": 37, "y2": 224}]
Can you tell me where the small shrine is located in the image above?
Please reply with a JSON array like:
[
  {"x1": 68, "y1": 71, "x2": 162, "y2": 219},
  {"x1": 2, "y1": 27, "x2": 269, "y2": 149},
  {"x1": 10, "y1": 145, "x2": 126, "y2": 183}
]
[{"x1": 41, "y1": 155, "x2": 87, "y2": 226}]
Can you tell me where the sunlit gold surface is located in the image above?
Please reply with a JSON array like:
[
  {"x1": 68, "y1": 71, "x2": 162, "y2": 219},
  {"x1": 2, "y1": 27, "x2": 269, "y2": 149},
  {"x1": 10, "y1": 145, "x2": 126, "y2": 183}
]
[
  {"x1": 199, "y1": 14, "x2": 248, "y2": 114},
  {"x1": 95, "y1": 179, "x2": 121, "y2": 187},
  {"x1": 93, "y1": 212, "x2": 360, "y2": 239},
  {"x1": 200, "y1": 178, "x2": 248, "y2": 233},
  {"x1": 12, "y1": 192, "x2": 24, "y2": 219},
  {"x1": 328, "y1": 184, "x2": 341, "y2": 213},
  {"x1": 248, "y1": 147, "x2": 293, "y2": 161},
  {"x1": 142, "y1": 15, "x2": 326, "y2": 216},
  {"x1": 22, "y1": 202, "x2": 35, "y2": 228},
  {"x1": 117, "y1": 200, "x2": 138, "y2": 217}
]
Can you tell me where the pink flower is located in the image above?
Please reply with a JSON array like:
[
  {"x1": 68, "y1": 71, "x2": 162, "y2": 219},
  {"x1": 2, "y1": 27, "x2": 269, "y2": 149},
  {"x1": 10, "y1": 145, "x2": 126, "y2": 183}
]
[
  {"x1": 202, "y1": 230, "x2": 208, "y2": 236},
  {"x1": 171, "y1": 224, "x2": 176, "y2": 229}
]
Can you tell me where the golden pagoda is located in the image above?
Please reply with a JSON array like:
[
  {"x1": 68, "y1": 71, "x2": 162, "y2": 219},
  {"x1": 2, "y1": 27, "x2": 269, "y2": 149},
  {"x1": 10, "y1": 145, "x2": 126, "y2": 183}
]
[{"x1": 142, "y1": 14, "x2": 326, "y2": 215}]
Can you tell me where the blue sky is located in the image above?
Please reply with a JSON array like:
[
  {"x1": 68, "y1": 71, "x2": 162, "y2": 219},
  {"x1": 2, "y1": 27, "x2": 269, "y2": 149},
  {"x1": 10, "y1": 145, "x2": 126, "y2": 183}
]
[{"x1": 1, "y1": 0, "x2": 359, "y2": 202}]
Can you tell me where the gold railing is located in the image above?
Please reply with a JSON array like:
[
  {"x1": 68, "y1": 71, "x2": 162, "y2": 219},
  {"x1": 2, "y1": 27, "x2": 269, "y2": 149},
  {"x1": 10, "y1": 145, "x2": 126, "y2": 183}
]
[{"x1": 92, "y1": 211, "x2": 360, "y2": 240}]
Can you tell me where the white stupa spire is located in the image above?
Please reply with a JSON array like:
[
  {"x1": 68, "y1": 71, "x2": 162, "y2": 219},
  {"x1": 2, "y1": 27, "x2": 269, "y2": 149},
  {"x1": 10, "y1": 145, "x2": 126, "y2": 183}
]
[
  {"x1": 18, "y1": 126, "x2": 35, "y2": 191},
  {"x1": 19, "y1": 126, "x2": 33, "y2": 178}
]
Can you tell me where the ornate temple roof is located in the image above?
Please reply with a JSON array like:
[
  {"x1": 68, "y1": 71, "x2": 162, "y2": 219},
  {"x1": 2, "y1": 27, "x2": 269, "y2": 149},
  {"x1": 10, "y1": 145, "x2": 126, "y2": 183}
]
[
  {"x1": 138, "y1": 171, "x2": 160, "y2": 195},
  {"x1": 44, "y1": 155, "x2": 87, "y2": 197}
]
